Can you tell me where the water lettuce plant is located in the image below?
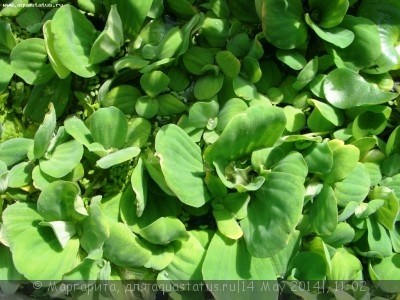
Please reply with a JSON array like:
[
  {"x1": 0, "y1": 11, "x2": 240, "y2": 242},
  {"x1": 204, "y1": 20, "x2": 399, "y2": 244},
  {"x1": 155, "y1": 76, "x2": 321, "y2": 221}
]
[{"x1": 1, "y1": 0, "x2": 400, "y2": 299}]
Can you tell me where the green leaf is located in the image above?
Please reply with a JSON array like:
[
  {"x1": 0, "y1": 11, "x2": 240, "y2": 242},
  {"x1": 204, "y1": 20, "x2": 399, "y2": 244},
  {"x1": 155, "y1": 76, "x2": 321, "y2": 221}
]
[
  {"x1": 51, "y1": 4, "x2": 99, "y2": 77},
  {"x1": 24, "y1": 75, "x2": 72, "y2": 122},
  {"x1": 182, "y1": 46, "x2": 214, "y2": 75},
  {"x1": 326, "y1": 15, "x2": 382, "y2": 71},
  {"x1": 115, "y1": 0, "x2": 154, "y2": 38},
  {"x1": 39, "y1": 140, "x2": 84, "y2": 178},
  {"x1": 365, "y1": 215, "x2": 392, "y2": 258},
  {"x1": 302, "y1": 141, "x2": 333, "y2": 174},
  {"x1": 241, "y1": 171, "x2": 305, "y2": 257},
  {"x1": 157, "y1": 233, "x2": 205, "y2": 281},
  {"x1": 324, "y1": 68, "x2": 398, "y2": 109},
  {"x1": 307, "y1": 99, "x2": 344, "y2": 132},
  {"x1": 103, "y1": 221, "x2": 152, "y2": 268},
  {"x1": 216, "y1": 50, "x2": 241, "y2": 78},
  {"x1": 262, "y1": 0, "x2": 307, "y2": 49},
  {"x1": 0, "y1": 138, "x2": 33, "y2": 168},
  {"x1": 101, "y1": 85, "x2": 142, "y2": 115},
  {"x1": 292, "y1": 57, "x2": 318, "y2": 90},
  {"x1": 188, "y1": 100, "x2": 219, "y2": 129},
  {"x1": 39, "y1": 220, "x2": 77, "y2": 249},
  {"x1": 157, "y1": 93, "x2": 187, "y2": 116},
  {"x1": 371, "y1": 186, "x2": 399, "y2": 231},
  {"x1": 322, "y1": 222, "x2": 355, "y2": 248},
  {"x1": 140, "y1": 70, "x2": 170, "y2": 98},
  {"x1": 216, "y1": 98, "x2": 248, "y2": 132},
  {"x1": 0, "y1": 57, "x2": 13, "y2": 94},
  {"x1": 308, "y1": 0, "x2": 349, "y2": 28},
  {"x1": 7, "y1": 162, "x2": 33, "y2": 188},
  {"x1": 0, "y1": 20, "x2": 16, "y2": 53},
  {"x1": 202, "y1": 233, "x2": 278, "y2": 300},
  {"x1": 194, "y1": 73, "x2": 224, "y2": 100},
  {"x1": 305, "y1": 14, "x2": 354, "y2": 48},
  {"x1": 205, "y1": 106, "x2": 286, "y2": 163},
  {"x1": 289, "y1": 251, "x2": 327, "y2": 280},
  {"x1": 37, "y1": 181, "x2": 87, "y2": 222},
  {"x1": 62, "y1": 258, "x2": 105, "y2": 281},
  {"x1": 11, "y1": 227, "x2": 79, "y2": 283},
  {"x1": 139, "y1": 217, "x2": 189, "y2": 244},
  {"x1": 80, "y1": 196, "x2": 110, "y2": 259},
  {"x1": 10, "y1": 38, "x2": 55, "y2": 84},
  {"x1": 42, "y1": 21, "x2": 70, "y2": 79},
  {"x1": 33, "y1": 103, "x2": 56, "y2": 159},
  {"x1": 88, "y1": 107, "x2": 128, "y2": 150},
  {"x1": 386, "y1": 126, "x2": 400, "y2": 156},
  {"x1": 212, "y1": 209, "x2": 243, "y2": 239},
  {"x1": 310, "y1": 184, "x2": 338, "y2": 235},
  {"x1": 157, "y1": 26, "x2": 183, "y2": 59},
  {"x1": 270, "y1": 230, "x2": 301, "y2": 277},
  {"x1": 96, "y1": 147, "x2": 140, "y2": 169},
  {"x1": 131, "y1": 157, "x2": 147, "y2": 217},
  {"x1": 0, "y1": 245, "x2": 22, "y2": 294},
  {"x1": 334, "y1": 163, "x2": 370, "y2": 207},
  {"x1": 370, "y1": 254, "x2": 400, "y2": 293},
  {"x1": 89, "y1": 4, "x2": 123, "y2": 64},
  {"x1": 2, "y1": 202, "x2": 43, "y2": 247},
  {"x1": 125, "y1": 118, "x2": 152, "y2": 148},
  {"x1": 321, "y1": 140, "x2": 360, "y2": 184},
  {"x1": 232, "y1": 76, "x2": 256, "y2": 100},
  {"x1": 328, "y1": 248, "x2": 362, "y2": 281},
  {"x1": 64, "y1": 116, "x2": 93, "y2": 147},
  {"x1": 155, "y1": 124, "x2": 211, "y2": 207}
]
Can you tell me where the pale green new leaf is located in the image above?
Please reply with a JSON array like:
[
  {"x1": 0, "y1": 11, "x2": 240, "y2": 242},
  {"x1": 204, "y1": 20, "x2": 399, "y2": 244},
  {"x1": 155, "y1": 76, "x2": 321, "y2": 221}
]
[
  {"x1": 96, "y1": 147, "x2": 140, "y2": 169},
  {"x1": 39, "y1": 220, "x2": 77, "y2": 249}
]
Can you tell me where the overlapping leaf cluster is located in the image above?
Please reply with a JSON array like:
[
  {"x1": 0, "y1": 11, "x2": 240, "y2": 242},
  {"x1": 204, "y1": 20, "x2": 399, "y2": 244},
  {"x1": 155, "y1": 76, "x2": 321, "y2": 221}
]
[{"x1": 1, "y1": 0, "x2": 400, "y2": 299}]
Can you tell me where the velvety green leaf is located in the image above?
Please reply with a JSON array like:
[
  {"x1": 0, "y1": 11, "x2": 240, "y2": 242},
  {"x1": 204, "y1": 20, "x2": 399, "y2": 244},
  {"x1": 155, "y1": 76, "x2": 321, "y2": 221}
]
[
  {"x1": 310, "y1": 184, "x2": 338, "y2": 235},
  {"x1": 125, "y1": 118, "x2": 152, "y2": 148},
  {"x1": 322, "y1": 222, "x2": 355, "y2": 248},
  {"x1": 140, "y1": 70, "x2": 170, "y2": 98},
  {"x1": 115, "y1": 0, "x2": 153, "y2": 38},
  {"x1": 39, "y1": 140, "x2": 84, "y2": 178},
  {"x1": 24, "y1": 75, "x2": 72, "y2": 122},
  {"x1": 194, "y1": 73, "x2": 224, "y2": 100},
  {"x1": 386, "y1": 126, "x2": 400, "y2": 156},
  {"x1": 64, "y1": 116, "x2": 93, "y2": 147},
  {"x1": 0, "y1": 244, "x2": 22, "y2": 294},
  {"x1": 51, "y1": 4, "x2": 99, "y2": 77},
  {"x1": 292, "y1": 57, "x2": 318, "y2": 90},
  {"x1": 370, "y1": 254, "x2": 400, "y2": 293},
  {"x1": 241, "y1": 172, "x2": 305, "y2": 257},
  {"x1": 135, "y1": 96, "x2": 159, "y2": 119},
  {"x1": 216, "y1": 50, "x2": 241, "y2": 78},
  {"x1": 157, "y1": 26, "x2": 183, "y2": 59},
  {"x1": 157, "y1": 233, "x2": 205, "y2": 281},
  {"x1": 305, "y1": 14, "x2": 354, "y2": 48},
  {"x1": 37, "y1": 180, "x2": 87, "y2": 222},
  {"x1": 308, "y1": 0, "x2": 349, "y2": 28},
  {"x1": 205, "y1": 106, "x2": 286, "y2": 163},
  {"x1": 139, "y1": 217, "x2": 189, "y2": 244},
  {"x1": 80, "y1": 196, "x2": 110, "y2": 259},
  {"x1": 39, "y1": 220, "x2": 76, "y2": 249},
  {"x1": 276, "y1": 49, "x2": 306, "y2": 70},
  {"x1": 212, "y1": 209, "x2": 243, "y2": 239},
  {"x1": 188, "y1": 100, "x2": 219, "y2": 129},
  {"x1": 307, "y1": 99, "x2": 344, "y2": 132},
  {"x1": 88, "y1": 107, "x2": 128, "y2": 150},
  {"x1": 262, "y1": 0, "x2": 307, "y2": 49},
  {"x1": 130, "y1": 158, "x2": 147, "y2": 217},
  {"x1": 62, "y1": 258, "x2": 105, "y2": 281},
  {"x1": 0, "y1": 20, "x2": 16, "y2": 53},
  {"x1": 182, "y1": 46, "x2": 214, "y2": 75},
  {"x1": 232, "y1": 76, "x2": 256, "y2": 100},
  {"x1": 365, "y1": 215, "x2": 392, "y2": 258},
  {"x1": 101, "y1": 85, "x2": 141, "y2": 115},
  {"x1": 334, "y1": 163, "x2": 370, "y2": 207},
  {"x1": 113, "y1": 55, "x2": 149, "y2": 73},
  {"x1": 96, "y1": 147, "x2": 140, "y2": 169},
  {"x1": 2, "y1": 202, "x2": 43, "y2": 247},
  {"x1": 10, "y1": 37, "x2": 55, "y2": 85},
  {"x1": 289, "y1": 251, "x2": 326, "y2": 280},
  {"x1": 355, "y1": 200, "x2": 384, "y2": 219},
  {"x1": 390, "y1": 223, "x2": 400, "y2": 253},
  {"x1": 157, "y1": 93, "x2": 187, "y2": 116},
  {"x1": 7, "y1": 162, "x2": 33, "y2": 188},
  {"x1": 202, "y1": 233, "x2": 278, "y2": 300},
  {"x1": 201, "y1": 16, "x2": 229, "y2": 48},
  {"x1": 270, "y1": 230, "x2": 301, "y2": 278},
  {"x1": 372, "y1": 186, "x2": 399, "y2": 231},
  {"x1": 155, "y1": 124, "x2": 211, "y2": 207},
  {"x1": 216, "y1": 98, "x2": 248, "y2": 132},
  {"x1": 326, "y1": 15, "x2": 382, "y2": 71},
  {"x1": 11, "y1": 227, "x2": 79, "y2": 283},
  {"x1": 302, "y1": 141, "x2": 333, "y2": 174},
  {"x1": 103, "y1": 221, "x2": 152, "y2": 268},
  {"x1": 283, "y1": 106, "x2": 306, "y2": 132},
  {"x1": 324, "y1": 68, "x2": 398, "y2": 109},
  {"x1": 322, "y1": 140, "x2": 360, "y2": 184},
  {"x1": 0, "y1": 57, "x2": 13, "y2": 94},
  {"x1": 42, "y1": 20, "x2": 70, "y2": 79},
  {"x1": 89, "y1": 4, "x2": 123, "y2": 64},
  {"x1": 33, "y1": 103, "x2": 56, "y2": 159},
  {"x1": 328, "y1": 248, "x2": 362, "y2": 281}
]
